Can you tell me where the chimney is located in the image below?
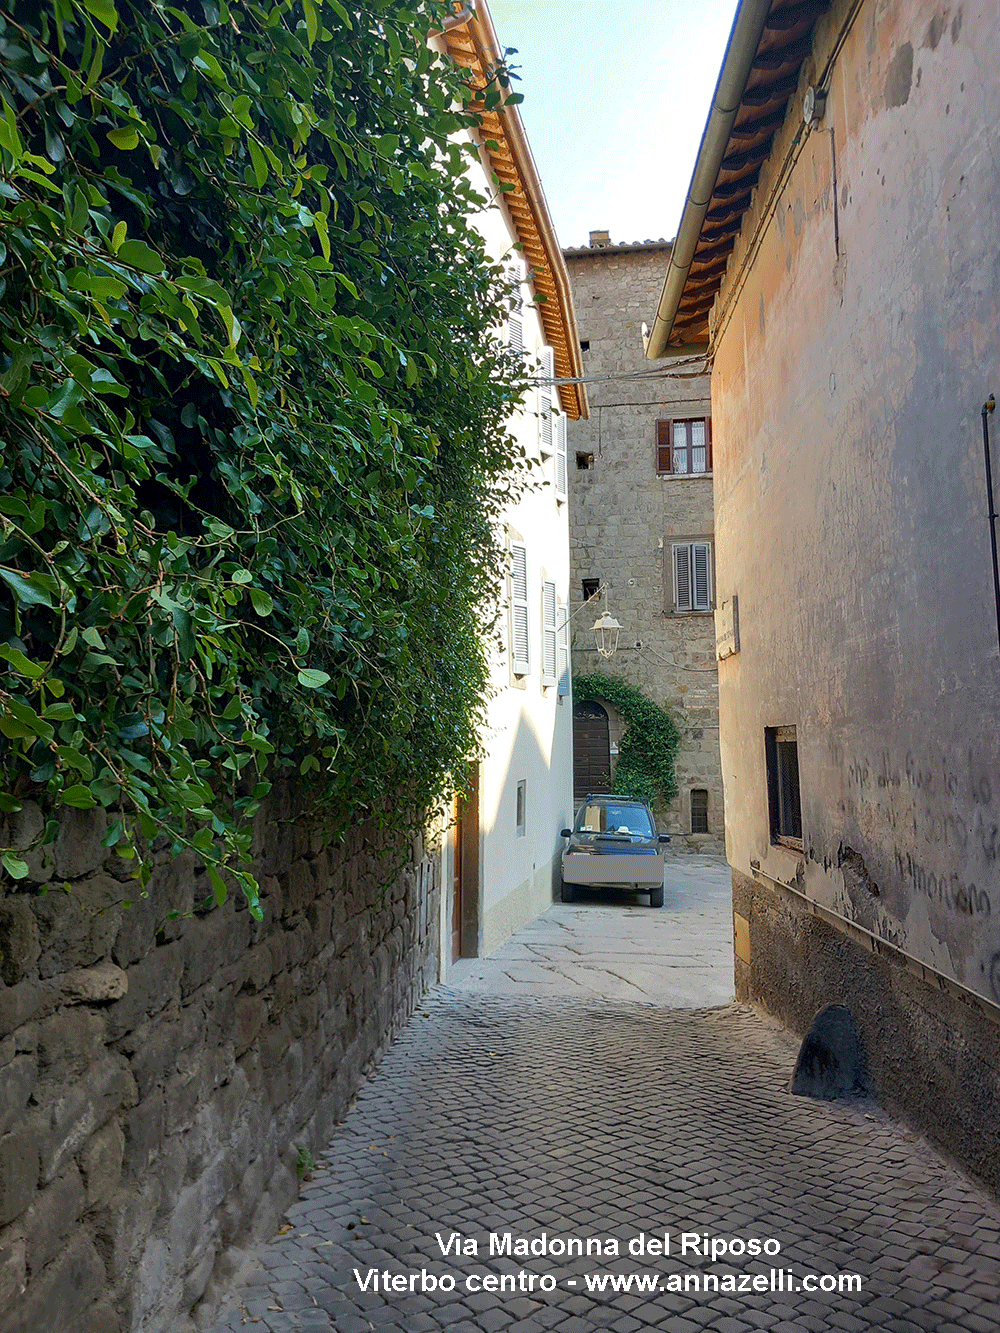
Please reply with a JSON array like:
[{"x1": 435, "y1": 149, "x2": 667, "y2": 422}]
[{"x1": 589, "y1": 230, "x2": 610, "y2": 248}]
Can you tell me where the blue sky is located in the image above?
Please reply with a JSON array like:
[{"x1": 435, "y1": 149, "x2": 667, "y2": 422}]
[{"x1": 488, "y1": 0, "x2": 739, "y2": 250}]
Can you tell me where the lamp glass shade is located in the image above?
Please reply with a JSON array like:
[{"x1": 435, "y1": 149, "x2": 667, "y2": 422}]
[{"x1": 592, "y1": 613, "x2": 621, "y2": 659}]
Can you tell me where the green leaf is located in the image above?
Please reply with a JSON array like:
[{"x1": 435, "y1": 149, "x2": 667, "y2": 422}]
[
  {"x1": 117, "y1": 239, "x2": 163, "y2": 273},
  {"x1": 303, "y1": 0, "x2": 318, "y2": 46},
  {"x1": 41, "y1": 702, "x2": 78, "y2": 720},
  {"x1": 61, "y1": 784, "x2": 97, "y2": 810},
  {"x1": 65, "y1": 268, "x2": 128, "y2": 300},
  {"x1": 0, "y1": 645, "x2": 45, "y2": 678},
  {"x1": 297, "y1": 668, "x2": 330, "y2": 689},
  {"x1": 313, "y1": 212, "x2": 330, "y2": 262},
  {"x1": 110, "y1": 220, "x2": 127, "y2": 253},
  {"x1": 1, "y1": 852, "x2": 29, "y2": 881},
  {"x1": 207, "y1": 864, "x2": 228, "y2": 906},
  {"x1": 0, "y1": 104, "x2": 24, "y2": 161},
  {"x1": 248, "y1": 138, "x2": 268, "y2": 188},
  {"x1": 107, "y1": 127, "x2": 140, "y2": 151},
  {"x1": 219, "y1": 305, "x2": 242, "y2": 347},
  {"x1": 248, "y1": 587, "x2": 273, "y2": 616},
  {"x1": 82, "y1": 0, "x2": 118, "y2": 33},
  {"x1": 0, "y1": 567, "x2": 54, "y2": 608}
]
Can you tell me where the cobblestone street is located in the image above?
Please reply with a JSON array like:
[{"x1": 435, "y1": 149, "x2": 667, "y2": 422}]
[{"x1": 206, "y1": 861, "x2": 1000, "y2": 1333}]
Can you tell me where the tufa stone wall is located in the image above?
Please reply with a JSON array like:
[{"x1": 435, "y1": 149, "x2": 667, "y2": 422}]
[
  {"x1": 733, "y1": 868, "x2": 1000, "y2": 1196},
  {"x1": 564, "y1": 242, "x2": 723, "y2": 848},
  {"x1": 0, "y1": 787, "x2": 439, "y2": 1332}
]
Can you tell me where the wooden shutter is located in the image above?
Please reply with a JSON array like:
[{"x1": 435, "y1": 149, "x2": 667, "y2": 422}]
[
  {"x1": 542, "y1": 579, "x2": 557, "y2": 685},
  {"x1": 673, "y1": 543, "x2": 692, "y2": 612},
  {"x1": 554, "y1": 410, "x2": 567, "y2": 500},
  {"x1": 707, "y1": 416, "x2": 713, "y2": 471},
  {"x1": 557, "y1": 603, "x2": 570, "y2": 696},
  {"x1": 507, "y1": 264, "x2": 524, "y2": 357},
  {"x1": 690, "y1": 419, "x2": 708, "y2": 473},
  {"x1": 692, "y1": 542, "x2": 712, "y2": 610},
  {"x1": 510, "y1": 543, "x2": 529, "y2": 674},
  {"x1": 539, "y1": 346, "x2": 554, "y2": 453},
  {"x1": 656, "y1": 419, "x2": 673, "y2": 473}
]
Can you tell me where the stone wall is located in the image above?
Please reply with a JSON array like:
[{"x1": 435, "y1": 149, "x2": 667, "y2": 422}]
[
  {"x1": 564, "y1": 241, "x2": 723, "y2": 848},
  {"x1": 733, "y1": 868, "x2": 1000, "y2": 1196},
  {"x1": 0, "y1": 788, "x2": 439, "y2": 1332}
]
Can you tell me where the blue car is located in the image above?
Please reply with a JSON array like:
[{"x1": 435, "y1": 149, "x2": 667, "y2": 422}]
[{"x1": 560, "y1": 794, "x2": 670, "y2": 907}]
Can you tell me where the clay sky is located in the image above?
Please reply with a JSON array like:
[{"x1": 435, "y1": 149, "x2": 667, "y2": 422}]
[{"x1": 488, "y1": 0, "x2": 740, "y2": 250}]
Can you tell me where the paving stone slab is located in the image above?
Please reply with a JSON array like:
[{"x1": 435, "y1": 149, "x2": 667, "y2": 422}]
[{"x1": 204, "y1": 863, "x2": 1000, "y2": 1333}]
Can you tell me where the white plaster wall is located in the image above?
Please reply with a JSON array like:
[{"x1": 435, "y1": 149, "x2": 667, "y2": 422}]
[{"x1": 437, "y1": 127, "x2": 574, "y2": 968}]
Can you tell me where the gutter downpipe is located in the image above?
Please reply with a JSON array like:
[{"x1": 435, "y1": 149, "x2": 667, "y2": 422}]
[{"x1": 645, "y1": 0, "x2": 775, "y2": 360}]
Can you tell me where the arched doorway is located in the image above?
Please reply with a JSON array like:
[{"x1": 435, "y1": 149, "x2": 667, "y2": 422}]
[{"x1": 573, "y1": 700, "x2": 611, "y2": 801}]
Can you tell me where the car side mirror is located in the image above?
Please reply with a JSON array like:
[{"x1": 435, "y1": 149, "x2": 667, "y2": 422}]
[
  {"x1": 561, "y1": 828, "x2": 572, "y2": 838},
  {"x1": 658, "y1": 834, "x2": 671, "y2": 843}
]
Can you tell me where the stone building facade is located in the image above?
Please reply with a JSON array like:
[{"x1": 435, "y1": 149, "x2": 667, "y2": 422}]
[
  {"x1": 563, "y1": 237, "x2": 723, "y2": 850},
  {"x1": 646, "y1": 0, "x2": 1000, "y2": 1189}
]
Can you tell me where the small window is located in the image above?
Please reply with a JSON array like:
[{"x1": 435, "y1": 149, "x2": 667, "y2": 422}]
[
  {"x1": 691, "y1": 789, "x2": 709, "y2": 834},
  {"x1": 673, "y1": 542, "x2": 712, "y2": 612},
  {"x1": 582, "y1": 578, "x2": 601, "y2": 602},
  {"x1": 766, "y1": 726, "x2": 802, "y2": 850},
  {"x1": 656, "y1": 418, "x2": 712, "y2": 475},
  {"x1": 580, "y1": 339, "x2": 590, "y2": 352},
  {"x1": 576, "y1": 452, "x2": 595, "y2": 470},
  {"x1": 516, "y1": 780, "x2": 526, "y2": 837}
]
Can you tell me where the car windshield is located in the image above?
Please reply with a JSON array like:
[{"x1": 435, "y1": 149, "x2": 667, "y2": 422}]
[{"x1": 576, "y1": 803, "x2": 654, "y2": 837}]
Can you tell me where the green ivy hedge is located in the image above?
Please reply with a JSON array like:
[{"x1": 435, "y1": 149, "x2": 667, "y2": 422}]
[
  {"x1": 0, "y1": 0, "x2": 530, "y2": 911},
  {"x1": 573, "y1": 673, "x2": 679, "y2": 806}
]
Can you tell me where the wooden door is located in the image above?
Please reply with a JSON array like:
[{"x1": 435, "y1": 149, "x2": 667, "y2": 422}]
[
  {"x1": 573, "y1": 700, "x2": 611, "y2": 801},
  {"x1": 451, "y1": 793, "x2": 463, "y2": 962},
  {"x1": 451, "y1": 763, "x2": 480, "y2": 961}
]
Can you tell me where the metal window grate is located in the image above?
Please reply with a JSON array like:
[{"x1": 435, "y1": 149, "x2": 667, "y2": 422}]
[
  {"x1": 766, "y1": 726, "x2": 802, "y2": 847},
  {"x1": 691, "y1": 788, "x2": 709, "y2": 834}
]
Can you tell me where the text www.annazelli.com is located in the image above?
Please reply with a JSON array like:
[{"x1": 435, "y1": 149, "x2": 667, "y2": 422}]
[{"x1": 578, "y1": 1269, "x2": 863, "y2": 1295}]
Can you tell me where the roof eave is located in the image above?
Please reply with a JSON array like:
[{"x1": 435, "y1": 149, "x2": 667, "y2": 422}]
[
  {"x1": 645, "y1": 0, "x2": 775, "y2": 360},
  {"x1": 443, "y1": 4, "x2": 589, "y2": 419}
]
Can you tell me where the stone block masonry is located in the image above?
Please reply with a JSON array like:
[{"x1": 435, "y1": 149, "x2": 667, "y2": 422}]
[
  {"x1": 564, "y1": 241, "x2": 723, "y2": 849},
  {"x1": 0, "y1": 784, "x2": 439, "y2": 1333}
]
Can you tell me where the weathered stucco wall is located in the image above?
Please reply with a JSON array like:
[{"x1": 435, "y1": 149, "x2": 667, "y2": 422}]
[
  {"x1": 0, "y1": 790, "x2": 439, "y2": 1332},
  {"x1": 566, "y1": 244, "x2": 723, "y2": 846},
  {"x1": 710, "y1": 0, "x2": 1000, "y2": 1171}
]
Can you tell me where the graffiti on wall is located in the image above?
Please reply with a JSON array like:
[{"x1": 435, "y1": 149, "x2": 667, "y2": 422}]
[{"x1": 834, "y1": 743, "x2": 999, "y2": 1002}]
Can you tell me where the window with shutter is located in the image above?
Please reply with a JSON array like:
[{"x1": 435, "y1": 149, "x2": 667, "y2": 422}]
[
  {"x1": 510, "y1": 543, "x2": 530, "y2": 675},
  {"x1": 659, "y1": 418, "x2": 712, "y2": 474},
  {"x1": 557, "y1": 602, "x2": 570, "y2": 696},
  {"x1": 538, "y1": 346, "x2": 554, "y2": 454},
  {"x1": 554, "y1": 411, "x2": 567, "y2": 501},
  {"x1": 672, "y1": 542, "x2": 713, "y2": 612},
  {"x1": 542, "y1": 580, "x2": 557, "y2": 686}
]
